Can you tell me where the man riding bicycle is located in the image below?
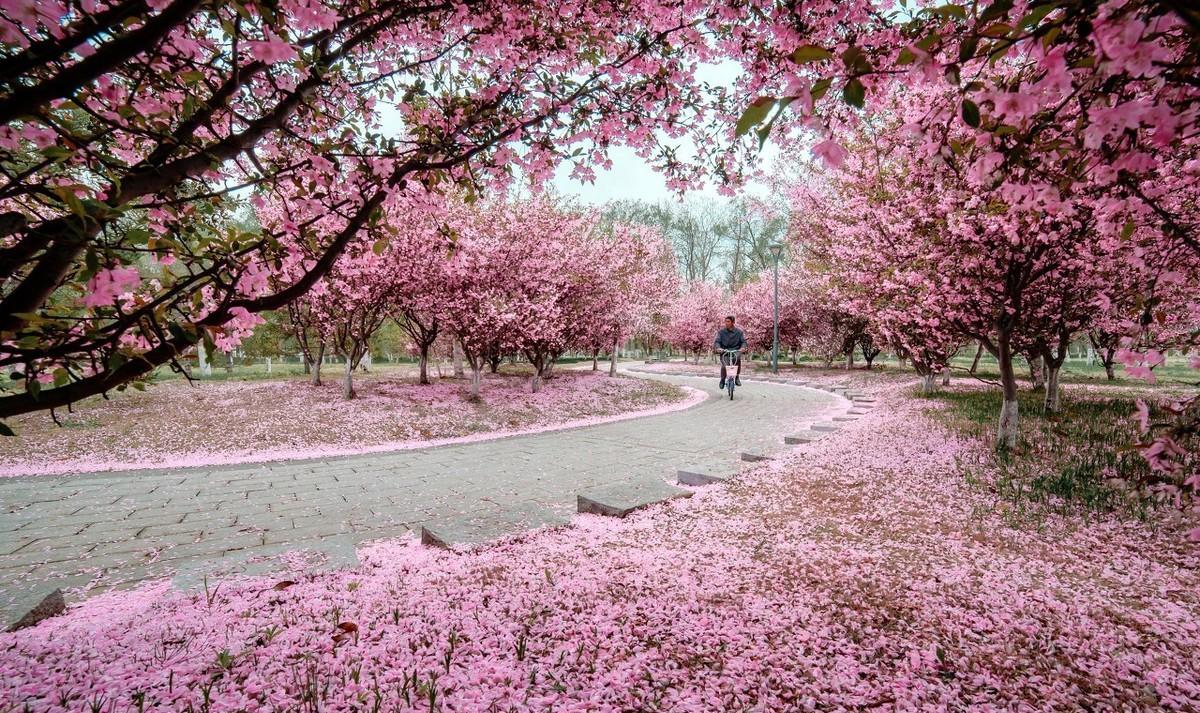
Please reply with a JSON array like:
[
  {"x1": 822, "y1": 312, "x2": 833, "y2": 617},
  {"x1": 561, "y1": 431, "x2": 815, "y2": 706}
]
[{"x1": 714, "y1": 315, "x2": 745, "y2": 390}]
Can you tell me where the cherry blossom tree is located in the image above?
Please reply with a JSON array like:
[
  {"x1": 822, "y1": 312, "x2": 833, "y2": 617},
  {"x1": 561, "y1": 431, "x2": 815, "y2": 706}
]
[
  {"x1": 438, "y1": 226, "x2": 521, "y2": 401},
  {"x1": 0, "y1": 0, "x2": 784, "y2": 424},
  {"x1": 384, "y1": 196, "x2": 455, "y2": 386},
  {"x1": 663, "y1": 281, "x2": 725, "y2": 363},
  {"x1": 576, "y1": 223, "x2": 678, "y2": 376},
  {"x1": 311, "y1": 243, "x2": 395, "y2": 400}
]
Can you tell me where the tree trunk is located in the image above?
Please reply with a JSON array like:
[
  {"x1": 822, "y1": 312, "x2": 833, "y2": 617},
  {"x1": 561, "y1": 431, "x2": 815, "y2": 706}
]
[
  {"x1": 969, "y1": 342, "x2": 983, "y2": 374},
  {"x1": 530, "y1": 369, "x2": 542, "y2": 393},
  {"x1": 266, "y1": 357, "x2": 272, "y2": 374},
  {"x1": 1100, "y1": 347, "x2": 1117, "y2": 380},
  {"x1": 196, "y1": 343, "x2": 211, "y2": 377},
  {"x1": 996, "y1": 334, "x2": 1020, "y2": 450},
  {"x1": 311, "y1": 343, "x2": 324, "y2": 386},
  {"x1": 342, "y1": 354, "x2": 355, "y2": 400},
  {"x1": 418, "y1": 343, "x2": 430, "y2": 385},
  {"x1": 941, "y1": 367, "x2": 950, "y2": 386},
  {"x1": 845, "y1": 351, "x2": 854, "y2": 369},
  {"x1": 302, "y1": 354, "x2": 311, "y2": 375},
  {"x1": 592, "y1": 349, "x2": 599, "y2": 371},
  {"x1": 1045, "y1": 364, "x2": 1062, "y2": 413},
  {"x1": 224, "y1": 351, "x2": 233, "y2": 373},
  {"x1": 542, "y1": 359, "x2": 555, "y2": 379},
  {"x1": 920, "y1": 372, "x2": 936, "y2": 394},
  {"x1": 1028, "y1": 355, "x2": 1045, "y2": 391},
  {"x1": 791, "y1": 349, "x2": 798, "y2": 366},
  {"x1": 609, "y1": 341, "x2": 619, "y2": 377},
  {"x1": 469, "y1": 363, "x2": 483, "y2": 399},
  {"x1": 452, "y1": 340, "x2": 465, "y2": 378}
]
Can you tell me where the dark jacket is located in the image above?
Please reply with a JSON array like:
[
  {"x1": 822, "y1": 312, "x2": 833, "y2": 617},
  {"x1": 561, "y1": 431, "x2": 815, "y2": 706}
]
[{"x1": 714, "y1": 327, "x2": 745, "y2": 350}]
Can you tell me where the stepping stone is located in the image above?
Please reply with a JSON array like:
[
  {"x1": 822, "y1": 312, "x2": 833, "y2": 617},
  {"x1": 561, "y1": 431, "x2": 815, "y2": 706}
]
[
  {"x1": 577, "y1": 480, "x2": 692, "y2": 518},
  {"x1": 848, "y1": 408, "x2": 870, "y2": 415},
  {"x1": 421, "y1": 508, "x2": 569, "y2": 549},
  {"x1": 676, "y1": 464, "x2": 736, "y2": 487},
  {"x1": 6, "y1": 589, "x2": 65, "y2": 632},
  {"x1": 784, "y1": 432, "x2": 823, "y2": 445},
  {"x1": 832, "y1": 415, "x2": 857, "y2": 422},
  {"x1": 1, "y1": 574, "x2": 91, "y2": 632},
  {"x1": 740, "y1": 451, "x2": 774, "y2": 463},
  {"x1": 811, "y1": 422, "x2": 840, "y2": 432}
]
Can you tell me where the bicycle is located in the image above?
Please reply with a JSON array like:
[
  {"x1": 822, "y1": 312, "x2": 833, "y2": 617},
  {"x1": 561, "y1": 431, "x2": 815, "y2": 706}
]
[{"x1": 719, "y1": 348, "x2": 741, "y2": 400}]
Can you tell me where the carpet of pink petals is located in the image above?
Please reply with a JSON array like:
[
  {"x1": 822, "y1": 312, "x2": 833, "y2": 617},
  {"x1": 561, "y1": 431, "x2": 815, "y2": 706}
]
[
  {"x1": 0, "y1": 369, "x2": 690, "y2": 477},
  {"x1": 2, "y1": 377, "x2": 1198, "y2": 711}
]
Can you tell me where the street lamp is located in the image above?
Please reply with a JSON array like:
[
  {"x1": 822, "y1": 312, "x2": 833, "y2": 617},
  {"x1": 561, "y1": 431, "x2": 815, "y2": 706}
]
[{"x1": 768, "y1": 242, "x2": 785, "y2": 373}]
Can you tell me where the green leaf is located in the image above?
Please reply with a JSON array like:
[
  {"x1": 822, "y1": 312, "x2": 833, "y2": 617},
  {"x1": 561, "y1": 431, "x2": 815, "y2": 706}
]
[
  {"x1": 842, "y1": 79, "x2": 866, "y2": 109},
  {"x1": 961, "y1": 99, "x2": 981, "y2": 127},
  {"x1": 40, "y1": 146, "x2": 72, "y2": 162},
  {"x1": 735, "y1": 97, "x2": 775, "y2": 137},
  {"x1": 27, "y1": 379, "x2": 40, "y2": 401},
  {"x1": 897, "y1": 47, "x2": 918, "y2": 65},
  {"x1": 1120, "y1": 219, "x2": 1136, "y2": 240},
  {"x1": 53, "y1": 187, "x2": 86, "y2": 219},
  {"x1": 810, "y1": 77, "x2": 833, "y2": 101},
  {"x1": 916, "y1": 33, "x2": 941, "y2": 51},
  {"x1": 841, "y1": 45, "x2": 865, "y2": 70},
  {"x1": 790, "y1": 45, "x2": 833, "y2": 63},
  {"x1": 928, "y1": 4, "x2": 967, "y2": 20},
  {"x1": 1019, "y1": 2, "x2": 1058, "y2": 29},
  {"x1": 958, "y1": 37, "x2": 979, "y2": 63},
  {"x1": 1040, "y1": 25, "x2": 1062, "y2": 48},
  {"x1": 979, "y1": 0, "x2": 1014, "y2": 23},
  {"x1": 372, "y1": 238, "x2": 388, "y2": 256},
  {"x1": 945, "y1": 64, "x2": 961, "y2": 85},
  {"x1": 52, "y1": 368, "x2": 69, "y2": 387}
]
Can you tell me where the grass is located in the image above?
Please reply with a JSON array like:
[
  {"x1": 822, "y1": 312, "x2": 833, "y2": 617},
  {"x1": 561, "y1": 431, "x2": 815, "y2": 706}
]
[
  {"x1": 922, "y1": 386, "x2": 1178, "y2": 523},
  {"x1": 946, "y1": 352, "x2": 1198, "y2": 389},
  {"x1": 146, "y1": 355, "x2": 602, "y2": 384}
]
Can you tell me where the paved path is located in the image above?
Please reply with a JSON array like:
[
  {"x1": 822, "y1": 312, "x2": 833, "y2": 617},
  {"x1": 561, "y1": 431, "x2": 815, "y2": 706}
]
[{"x1": 0, "y1": 371, "x2": 844, "y2": 625}]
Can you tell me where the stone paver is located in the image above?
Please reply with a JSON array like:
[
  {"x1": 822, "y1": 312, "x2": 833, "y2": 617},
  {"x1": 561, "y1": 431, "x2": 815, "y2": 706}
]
[
  {"x1": 577, "y1": 480, "x2": 692, "y2": 518},
  {"x1": 0, "y1": 370, "x2": 841, "y2": 624},
  {"x1": 676, "y1": 463, "x2": 737, "y2": 487},
  {"x1": 784, "y1": 432, "x2": 823, "y2": 445}
]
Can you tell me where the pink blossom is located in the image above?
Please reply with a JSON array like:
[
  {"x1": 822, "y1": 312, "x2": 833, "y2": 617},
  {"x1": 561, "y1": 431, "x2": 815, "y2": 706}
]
[
  {"x1": 246, "y1": 34, "x2": 298, "y2": 63},
  {"x1": 811, "y1": 139, "x2": 847, "y2": 169},
  {"x1": 82, "y1": 267, "x2": 141, "y2": 308}
]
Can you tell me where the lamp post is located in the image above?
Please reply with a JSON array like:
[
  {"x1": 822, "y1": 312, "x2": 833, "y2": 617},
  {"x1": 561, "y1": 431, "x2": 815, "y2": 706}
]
[{"x1": 768, "y1": 242, "x2": 785, "y2": 373}]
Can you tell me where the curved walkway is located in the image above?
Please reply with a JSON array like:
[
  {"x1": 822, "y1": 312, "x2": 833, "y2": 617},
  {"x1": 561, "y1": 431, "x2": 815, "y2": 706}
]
[{"x1": 0, "y1": 370, "x2": 851, "y2": 625}]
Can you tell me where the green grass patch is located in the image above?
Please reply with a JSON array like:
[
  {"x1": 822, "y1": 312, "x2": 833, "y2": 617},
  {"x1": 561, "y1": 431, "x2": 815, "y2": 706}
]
[{"x1": 924, "y1": 387, "x2": 1163, "y2": 522}]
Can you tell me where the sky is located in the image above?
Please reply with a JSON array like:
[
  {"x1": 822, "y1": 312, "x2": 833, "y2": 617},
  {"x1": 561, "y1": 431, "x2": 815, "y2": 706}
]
[
  {"x1": 375, "y1": 60, "x2": 791, "y2": 208},
  {"x1": 549, "y1": 61, "x2": 785, "y2": 207}
]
